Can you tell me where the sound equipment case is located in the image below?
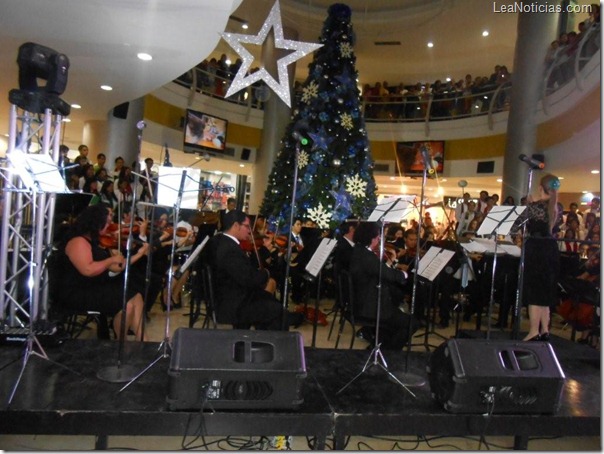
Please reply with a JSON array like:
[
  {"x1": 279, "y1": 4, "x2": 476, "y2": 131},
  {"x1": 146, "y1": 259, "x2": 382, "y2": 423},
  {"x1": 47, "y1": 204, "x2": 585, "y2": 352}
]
[
  {"x1": 427, "y1": 339, "x2": 565, "y2": 414},
  {"x1": 167, "y1": 328, "x2": 306, "y2": 410}
]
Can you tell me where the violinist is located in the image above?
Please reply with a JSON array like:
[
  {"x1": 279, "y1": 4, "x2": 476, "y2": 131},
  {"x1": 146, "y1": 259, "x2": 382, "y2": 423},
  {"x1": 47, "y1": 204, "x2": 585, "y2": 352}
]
[
  {"x1": 333, "y1": 220, "x2": 357, "y2": 273},
  {"x1": 289, "y1": 218, "x2": 307, "y2": 305},
  {"x1": 162, "y1": 217, "x2": 197, "y2": 311},
  {"x1": 53, "y1": 204, "x2": 149, "y2": 341},
  {"x1": 258, "y1": 233, "x2": 285, "y2": 292},
  {"x1": 349, "y1": 222, "x2": 415, "y2": 350},
  {"x1": 202, "y1": 210, "x2": 303, "y2": 330}
]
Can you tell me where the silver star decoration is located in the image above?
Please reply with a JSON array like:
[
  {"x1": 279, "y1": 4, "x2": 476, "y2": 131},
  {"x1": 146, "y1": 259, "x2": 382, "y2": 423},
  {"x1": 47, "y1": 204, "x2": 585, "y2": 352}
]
[{"x1": 220, "y1": 0, "x2": 323, "y2": 107}]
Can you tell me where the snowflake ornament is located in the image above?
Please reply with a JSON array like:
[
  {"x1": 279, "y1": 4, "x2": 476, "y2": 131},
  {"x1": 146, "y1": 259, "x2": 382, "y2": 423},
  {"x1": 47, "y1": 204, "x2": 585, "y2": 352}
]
[
  {"x1": 339, "y1": 42, "x2": 353, "y2": 58},
  {"x1": 340, "y1": 112, "x2": 353, "y2": 130},
  {"x1": 301, "y1": 81, "x2": 319, "y2": 104},
  {"x1": 345, "y1": 174, "x2": 367, "y2": 198},
  {"x1": 297, "y1": 150, "x2": 309, "y2": 169},
  {"x1": 307, "y1": 203, "x2": 332, "y2": 229}
]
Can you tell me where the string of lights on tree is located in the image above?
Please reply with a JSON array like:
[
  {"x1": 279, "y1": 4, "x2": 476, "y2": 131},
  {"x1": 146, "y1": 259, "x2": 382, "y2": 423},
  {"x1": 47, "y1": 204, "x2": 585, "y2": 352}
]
[{"x1": 259, "y1": 3, "x2": 377, "y2": 231}]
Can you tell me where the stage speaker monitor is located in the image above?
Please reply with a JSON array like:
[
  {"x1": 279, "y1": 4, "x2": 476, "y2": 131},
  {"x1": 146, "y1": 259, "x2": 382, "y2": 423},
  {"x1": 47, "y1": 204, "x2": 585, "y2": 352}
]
[
  {"x1": 167, "y1": 328, "x2": 306, "y2": 410},
  {"x1": 427, "y1": 339, "x2": 565, "y2": 414}
]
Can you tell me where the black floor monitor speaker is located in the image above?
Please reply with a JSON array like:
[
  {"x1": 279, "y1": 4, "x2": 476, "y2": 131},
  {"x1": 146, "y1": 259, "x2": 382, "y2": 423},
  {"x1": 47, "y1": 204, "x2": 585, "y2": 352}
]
[
  {"x1": 167, "y1": 328, "x2": 306, "y2": 410},
  {"x1": 427, "y1": 339, "x2": 565, "y2": 414}
]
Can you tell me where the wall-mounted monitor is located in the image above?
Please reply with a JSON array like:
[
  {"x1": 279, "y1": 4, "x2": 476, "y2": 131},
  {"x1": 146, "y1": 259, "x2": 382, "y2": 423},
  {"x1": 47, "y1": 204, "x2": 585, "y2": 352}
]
[
  {"x1": 394, "y1": 141, "x2": 444, "y2": 177},
  {"x1": 183, "y1": 109, "x2": 228, "y2": 154}
]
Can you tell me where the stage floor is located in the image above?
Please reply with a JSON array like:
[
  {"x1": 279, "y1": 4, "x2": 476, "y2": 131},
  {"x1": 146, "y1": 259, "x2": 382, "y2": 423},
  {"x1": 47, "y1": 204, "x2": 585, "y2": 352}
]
[{"x1": 0, "y1": 331, "x2": 600, "y2": 450}]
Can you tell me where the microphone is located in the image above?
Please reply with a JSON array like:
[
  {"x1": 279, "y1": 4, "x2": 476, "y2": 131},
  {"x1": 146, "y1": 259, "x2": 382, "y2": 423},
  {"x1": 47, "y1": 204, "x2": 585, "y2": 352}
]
[
  {"x1": 163, "y1": 143, "x2": 173, "y2": 167},
  {"x1": 519, "y1": 154, "x2": 545, "y2": 169},
  {"x1": 136, "y1": 120, "x2": 147, "y2": 130},
  {"x1": 420, "y1": 146, "x2": 436, "y2": 174}
]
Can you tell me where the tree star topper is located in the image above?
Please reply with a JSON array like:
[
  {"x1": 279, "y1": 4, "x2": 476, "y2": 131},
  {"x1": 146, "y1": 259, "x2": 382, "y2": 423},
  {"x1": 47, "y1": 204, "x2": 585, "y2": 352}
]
[{"x1": 220, "y1": 0, "x2": 323, "y2": 107}]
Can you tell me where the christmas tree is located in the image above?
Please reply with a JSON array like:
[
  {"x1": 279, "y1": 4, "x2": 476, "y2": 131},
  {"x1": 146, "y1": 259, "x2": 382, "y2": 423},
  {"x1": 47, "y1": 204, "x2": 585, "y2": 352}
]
[{"x1": 259, "y1": 3, "x2": 377, "y2": 230}]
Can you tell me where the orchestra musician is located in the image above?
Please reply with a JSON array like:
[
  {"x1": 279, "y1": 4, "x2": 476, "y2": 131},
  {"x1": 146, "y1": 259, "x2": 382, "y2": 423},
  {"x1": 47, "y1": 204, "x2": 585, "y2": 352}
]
[
  {"x1": 53, "y1": 204, "x2": 149, "y2": 341},
  {"x1": 202, "y1": 210, "x2": 303, "y2": 330},
  {"x1": 516, "y1": 173, "x2": 561, "y2": 342},
  {"x1": 349, "y1": 222, "x2": 416, "y2": 350}
]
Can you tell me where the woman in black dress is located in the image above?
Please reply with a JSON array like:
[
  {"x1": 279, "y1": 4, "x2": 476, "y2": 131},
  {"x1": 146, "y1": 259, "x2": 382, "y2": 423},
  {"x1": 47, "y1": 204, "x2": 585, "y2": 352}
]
[
  {"x1": 57, "y1": 204, "x2": 149, "y2": 341},
  {"x1": 521, "y1": 173, "x2": 561, "y2": 341}
]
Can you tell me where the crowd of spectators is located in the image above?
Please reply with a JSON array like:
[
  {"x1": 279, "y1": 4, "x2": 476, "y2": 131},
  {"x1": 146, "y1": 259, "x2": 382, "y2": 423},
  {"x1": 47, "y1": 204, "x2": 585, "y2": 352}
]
[{"x1": 545, "y1": 3, "x2": 600, "y2": 90}]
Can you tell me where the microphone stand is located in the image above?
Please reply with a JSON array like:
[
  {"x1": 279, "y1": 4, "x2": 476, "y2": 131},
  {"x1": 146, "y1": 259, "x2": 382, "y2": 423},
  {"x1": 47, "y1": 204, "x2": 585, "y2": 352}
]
[
  {"x1": 337, "y1": 203, "x2": 415, "y2": 397},
  {"x1": 280, "y1": 139, "x2": 302, "y2": 331},
  {"x1": 97, "y1": 122, "x2": 147, "y2": 383},
  {"x1": 118, "y1": 170, "x2": 188, "y2": 392},
  {"x1": 511, "y1": 164, "x2": 537, "y2": 340}
]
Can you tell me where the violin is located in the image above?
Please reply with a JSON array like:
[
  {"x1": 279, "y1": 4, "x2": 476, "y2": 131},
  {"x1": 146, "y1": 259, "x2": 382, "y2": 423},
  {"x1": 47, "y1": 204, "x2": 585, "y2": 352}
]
[{"x1": 165, "y1": 226, "x2": 190, "y2": 238}]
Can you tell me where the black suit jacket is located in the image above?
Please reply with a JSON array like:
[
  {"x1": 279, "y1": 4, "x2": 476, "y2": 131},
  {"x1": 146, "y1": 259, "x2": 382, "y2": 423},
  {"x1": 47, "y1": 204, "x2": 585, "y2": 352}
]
[
  {"x1": 205, "y1": 233, "x2": 270, "y2": 324},
  {"x1": 349, "y1": 244, "x2": 407, "y2": 320},
  {"x1": 333, "y1": 237, "x2": 354, "y2": 273}
]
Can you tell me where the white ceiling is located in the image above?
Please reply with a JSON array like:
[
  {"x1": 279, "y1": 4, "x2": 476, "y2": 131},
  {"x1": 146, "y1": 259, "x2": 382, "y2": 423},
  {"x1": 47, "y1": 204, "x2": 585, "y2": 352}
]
[{"x1": 0, "y1": 0, "x2": 599, "y2": 199}]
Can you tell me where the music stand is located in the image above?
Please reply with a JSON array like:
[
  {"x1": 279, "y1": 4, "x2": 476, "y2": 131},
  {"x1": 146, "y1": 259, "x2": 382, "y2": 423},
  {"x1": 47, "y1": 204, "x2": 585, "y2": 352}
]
[
  {"x1": 303, "y1": 237, "x2": 338, "y2": 347},
  {"x1": 475, "y1": 205, "x2": 525, "y2": 339},
  {"x1": 337, "y1": 196, "x2": 417, "y2": 397},
  {"x1": 118, "y1": 166, "x2": 206, "y2": 392},
  {"x1": 5, "y1": 150, "x2": 78, "y2": 405}
]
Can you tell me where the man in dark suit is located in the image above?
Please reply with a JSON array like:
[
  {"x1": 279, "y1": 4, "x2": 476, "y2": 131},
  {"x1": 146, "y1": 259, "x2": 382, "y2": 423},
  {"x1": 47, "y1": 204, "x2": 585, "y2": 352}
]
[
  {"x1": 333, "y1": 220, "x2": 357, "y2": 274},
  {"x1": 218, "y1": 197, "x2": 237, "y2": 231},
  {"x1": 349, "y1": 222, "x2": 416, "y2": 350},
  {"x1": 205, "y1": 210, "x2": 301, "y2": 330}
]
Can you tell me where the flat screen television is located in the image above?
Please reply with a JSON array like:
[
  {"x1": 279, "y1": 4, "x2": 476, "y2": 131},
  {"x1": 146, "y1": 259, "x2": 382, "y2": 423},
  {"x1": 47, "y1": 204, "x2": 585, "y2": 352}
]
[
  {"x1": 394, "y1": 141, "x2": 444, "y2": 177},
  {"x1": 183, "y1": 109, "x2": 227, "y2": 153}
]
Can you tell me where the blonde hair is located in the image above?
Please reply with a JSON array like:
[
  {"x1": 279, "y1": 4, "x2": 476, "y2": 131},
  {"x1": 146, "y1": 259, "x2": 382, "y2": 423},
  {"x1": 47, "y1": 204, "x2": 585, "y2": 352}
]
[{"x1": 540, "y1": 174, "x2": 560, "y2": 232}]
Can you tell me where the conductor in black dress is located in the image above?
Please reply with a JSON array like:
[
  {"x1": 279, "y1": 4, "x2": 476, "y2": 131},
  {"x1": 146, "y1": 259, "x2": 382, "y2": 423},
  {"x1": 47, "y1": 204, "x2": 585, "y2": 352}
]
[
  {"x1": 205, "y1": 210, "x2": 301, "y2": 330},
  {"x1": 518, "y1": 173, "x2": 561, "y2": 341},
  {"x1": 349, "y1": 222, "x2": 415, "y2": 350}
]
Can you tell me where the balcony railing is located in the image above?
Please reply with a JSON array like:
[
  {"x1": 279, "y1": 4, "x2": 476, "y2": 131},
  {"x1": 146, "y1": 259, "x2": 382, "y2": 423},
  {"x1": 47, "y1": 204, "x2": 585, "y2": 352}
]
[{"x1": 173, "y1": 31, "x2": 599, "y2": 129}]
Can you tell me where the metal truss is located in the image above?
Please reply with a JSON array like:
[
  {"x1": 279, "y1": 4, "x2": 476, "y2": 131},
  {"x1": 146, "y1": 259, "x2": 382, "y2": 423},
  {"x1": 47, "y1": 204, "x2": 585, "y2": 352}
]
[{"x1": 0, "y1": 102, "x2": 63, "y2": 330}]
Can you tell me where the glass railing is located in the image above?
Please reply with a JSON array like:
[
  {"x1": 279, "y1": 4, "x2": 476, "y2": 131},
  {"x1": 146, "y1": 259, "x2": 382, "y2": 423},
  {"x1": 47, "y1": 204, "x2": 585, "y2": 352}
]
[
  {"x1": 173, "y1": 34, "x2": 599, "y2": 126},
  {"x1": 543, "y1": 22, "x2": 601, "y2": 113}
]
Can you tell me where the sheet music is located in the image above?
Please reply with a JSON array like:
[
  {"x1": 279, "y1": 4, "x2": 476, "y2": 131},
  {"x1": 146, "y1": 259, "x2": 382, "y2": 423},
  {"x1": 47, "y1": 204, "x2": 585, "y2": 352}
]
[
  {"x1": 157, "y1": 166, "x2": 201, "y2": 209},
  {"x1": 305, "y1": 238, "x2": 337, "y2": 278},
  {"x1": 175, "y1": 236, "x2": 209, "y2": 277},
  {"x1": 367, "y1": 195, "x2": 416, "y2": 222},
  {"x1": 416, "y1": 246, "x2": 456, "y2": 281},
  {"x1": 461, "y1": 238, "x2": 521, "y2": 256},
  {"x1": 8, "y1": 150, "x2": 70, "y2": 193},
  {"x1": 477, "y1": 205, "x2": 526, "y2": 236}
]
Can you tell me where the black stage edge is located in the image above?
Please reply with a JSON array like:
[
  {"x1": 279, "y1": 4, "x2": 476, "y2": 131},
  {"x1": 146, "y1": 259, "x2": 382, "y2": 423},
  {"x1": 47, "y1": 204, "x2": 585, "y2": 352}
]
[{"x1": 0, "y1": 335, "x2": 600, "y2": 450}]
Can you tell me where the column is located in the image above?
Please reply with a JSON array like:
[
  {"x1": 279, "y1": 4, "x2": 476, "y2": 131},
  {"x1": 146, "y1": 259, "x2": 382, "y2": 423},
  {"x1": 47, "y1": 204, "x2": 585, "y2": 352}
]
[{"x1": 502, "y1": 6, "x2": 559, "y2": 202}]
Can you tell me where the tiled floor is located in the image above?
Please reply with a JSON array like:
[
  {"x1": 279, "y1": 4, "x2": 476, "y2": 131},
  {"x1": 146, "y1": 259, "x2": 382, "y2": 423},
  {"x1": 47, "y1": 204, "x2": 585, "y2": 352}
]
[{"x1": 0, "y1": 288, "x2": 600, "y2": 451}]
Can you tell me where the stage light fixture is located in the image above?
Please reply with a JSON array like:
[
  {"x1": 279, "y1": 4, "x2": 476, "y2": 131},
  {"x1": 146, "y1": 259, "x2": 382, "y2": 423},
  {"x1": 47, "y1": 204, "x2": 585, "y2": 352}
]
[{"x1": 9, "y1": 42, "x2": 71, "y2": 116}]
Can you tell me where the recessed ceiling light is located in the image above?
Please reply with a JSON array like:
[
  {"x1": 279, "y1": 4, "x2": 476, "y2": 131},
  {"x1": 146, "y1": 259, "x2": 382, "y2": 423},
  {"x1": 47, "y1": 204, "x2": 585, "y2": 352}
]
[
  {"x1": 591, "y1": 170, "x2": 599, "y2": 174},
  {"x1": 71, "y1": 103, "x2": 81, "y2": 109},
  {"x1": 239, "y1": 164, "x2": 245, "y2": 168},
  {"x1": 242, "y1": 23, "x2": 249, "y2": 29},
  {"x1": 62, "y1": 118, "x2": 71, "y2": 122},
  {"x1": 100, "y1": 85, "x2": 113, "y2": 91},
  {"x1": 137, "y1": 52, "x2": 152, "y2": 61},
  {"x1": 427, "y1": 42, "x2": 434, "y2": 48},
  {"x1": 558, "y1": 176, "x2": 564, "y2": 180},
  {"x1": 496, "y1": 178, "x2": 503, "y2": 182},
  {"x1": 582, "y1": 190, "x2": 589, "y2": 194},
  {"x1": 482, "y1": 30, "x2": 489, "y2": 37},
  {"x1": 441, "y1": 179, "x2": 447, "y2": 182}
]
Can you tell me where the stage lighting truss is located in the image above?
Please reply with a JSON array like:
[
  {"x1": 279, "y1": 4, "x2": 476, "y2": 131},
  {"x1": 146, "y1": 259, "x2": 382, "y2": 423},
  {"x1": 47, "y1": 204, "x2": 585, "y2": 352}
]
[{"x1": 0, "y1": 103, "x2": 66, "y2": 332}]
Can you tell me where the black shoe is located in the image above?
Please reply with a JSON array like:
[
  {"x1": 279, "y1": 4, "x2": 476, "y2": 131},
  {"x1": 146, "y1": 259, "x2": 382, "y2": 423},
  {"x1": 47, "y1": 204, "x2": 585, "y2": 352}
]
[
  {"x1": 526, "y1": 334, "x2": 541, "y2": 341},
  {"x1": 540, "y1": 332, "x2": 550, "y2": 342},
  {"x1": 288, "y1": 312, "x2": 304, "y2": 328}
]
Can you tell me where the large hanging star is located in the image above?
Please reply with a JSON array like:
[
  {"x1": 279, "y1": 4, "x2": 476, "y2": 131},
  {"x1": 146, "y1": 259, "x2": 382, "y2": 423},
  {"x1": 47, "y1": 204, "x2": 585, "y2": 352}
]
[{"x1": 220, "y1": 0, "x2": 323, "y2": 107}]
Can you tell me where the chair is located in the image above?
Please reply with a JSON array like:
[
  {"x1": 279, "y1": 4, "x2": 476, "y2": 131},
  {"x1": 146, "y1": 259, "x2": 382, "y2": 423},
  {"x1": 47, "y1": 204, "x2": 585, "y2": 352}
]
[{"x1": 334, "y1": 269, "x2": 376, "y2": 349}]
